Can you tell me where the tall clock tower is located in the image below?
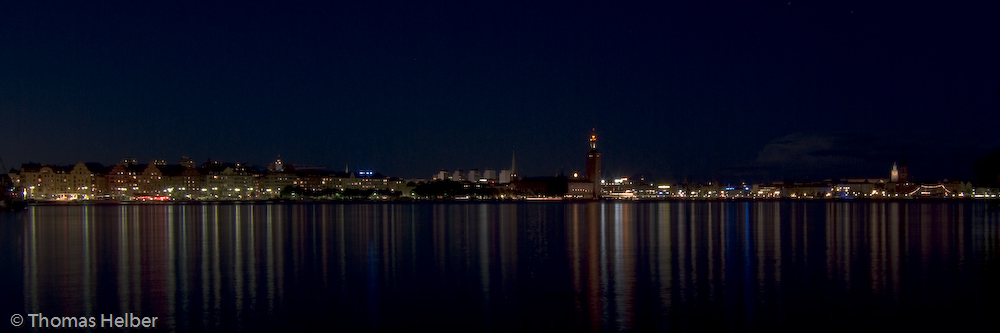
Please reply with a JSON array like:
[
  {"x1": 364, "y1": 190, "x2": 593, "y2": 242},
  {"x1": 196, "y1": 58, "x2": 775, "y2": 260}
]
[{"x1": 586, "y1": 129, "x2": 602, "y2": 199}]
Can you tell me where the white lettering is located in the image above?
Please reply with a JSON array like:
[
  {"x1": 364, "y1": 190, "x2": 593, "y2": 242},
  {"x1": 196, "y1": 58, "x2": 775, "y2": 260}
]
[
  {"x1": 101, "y1": 313, "x2": 113, "y2": 327},
  {"x1": 25, "y1": 313, "x2": 154, "y2": 329},
  {"x1": 130, "y1": 313, "x2": 142, "y2": 327}
]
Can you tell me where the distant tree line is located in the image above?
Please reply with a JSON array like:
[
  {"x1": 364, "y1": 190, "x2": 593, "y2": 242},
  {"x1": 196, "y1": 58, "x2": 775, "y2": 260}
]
[{"x1": 411, "y1": 180, "x2": 501, "y2": 199}]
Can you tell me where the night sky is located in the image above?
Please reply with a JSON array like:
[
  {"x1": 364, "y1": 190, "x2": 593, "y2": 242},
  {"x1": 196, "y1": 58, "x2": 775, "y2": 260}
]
[{"x1": 3, "y1": 1, "x2": 998, "y2": 183}]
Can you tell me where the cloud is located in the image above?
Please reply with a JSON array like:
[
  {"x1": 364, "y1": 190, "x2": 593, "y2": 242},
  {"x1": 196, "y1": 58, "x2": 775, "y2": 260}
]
[
  {"x1": 756, "y1": 133, "x2": 838, "y2": 167},
  {"x1": 752, "y1": 132, "x2": 903, "y2": 180}
]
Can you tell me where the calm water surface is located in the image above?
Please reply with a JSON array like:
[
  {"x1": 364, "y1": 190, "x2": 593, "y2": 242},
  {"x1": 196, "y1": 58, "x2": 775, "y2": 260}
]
[{"x1": 2, "y1": 201, "x2": 999, "y2": 332}]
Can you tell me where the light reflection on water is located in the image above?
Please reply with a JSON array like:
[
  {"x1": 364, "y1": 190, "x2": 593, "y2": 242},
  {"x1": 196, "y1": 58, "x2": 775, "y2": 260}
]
[{"x1": 2, "y1": 201, "x2": 998, "y2": 332}]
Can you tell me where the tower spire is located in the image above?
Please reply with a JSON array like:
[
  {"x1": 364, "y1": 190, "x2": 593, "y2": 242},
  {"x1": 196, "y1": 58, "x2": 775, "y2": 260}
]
[
  {"x1": 586, "y1": 128, "x2": 602, "y2": 199},
  {"x1": 511, "y1": 150, "x2": 517, "y2": 180},
  {"x1": 589, "y1": 128, "x2": 597, "y2": 150}
]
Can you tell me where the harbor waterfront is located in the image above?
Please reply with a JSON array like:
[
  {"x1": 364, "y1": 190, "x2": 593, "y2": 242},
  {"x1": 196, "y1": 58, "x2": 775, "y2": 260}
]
[{"x1": 2, "y1": 201, "x2": 999, "y2": 332}]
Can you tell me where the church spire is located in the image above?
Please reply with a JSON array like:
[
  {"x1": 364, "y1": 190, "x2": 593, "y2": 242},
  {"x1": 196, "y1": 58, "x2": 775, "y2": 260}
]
[{"x1": 511, "y1": 150, "x2": 517, "y2": 180}]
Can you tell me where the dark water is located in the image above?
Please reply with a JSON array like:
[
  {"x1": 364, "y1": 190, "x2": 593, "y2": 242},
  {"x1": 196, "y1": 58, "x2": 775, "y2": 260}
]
[{"x1": 2, "y1": 201, "x2": 999, "y2": 332}]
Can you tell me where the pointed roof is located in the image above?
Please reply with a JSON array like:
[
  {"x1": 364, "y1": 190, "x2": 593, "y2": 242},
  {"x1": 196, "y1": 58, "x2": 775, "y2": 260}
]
[{"x1": 511, "y1": 150, "x2": 516, "y2": 174}]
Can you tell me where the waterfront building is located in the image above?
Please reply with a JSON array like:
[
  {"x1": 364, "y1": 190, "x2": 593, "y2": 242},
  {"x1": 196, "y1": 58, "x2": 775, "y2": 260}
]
[
  {"x1": 297, "y1": 171, "x2": 328, "y2": 191},
  {"x1": 603, "y1": 177, "x2": 635, "y2": 198},
  {"x1": 106, "y1": 162, "x2": 142, "y2": 199},
  {"x1": 499, "y1": 170, "x2": 512, "y2": 183},
  {"x1": 321, "y1": 173, "x2": 348, "y2": 191},
  {"x1": 751, "y1": 184, "x2": 783, "y2": 198},
  {"x1": 39, "y1": 165, "x2": 60, "y2": 198},
  {"x1": 566, "y1": 180, "x2": 594, "y2": 199},
  {"x1": 11, "y1": 164, "x2": 65, "y2": 199},
  {"x1": 646, "y1": 184, "x2": 676, "y2": 198},
  {"x1": 68, "y1": 162, "x2": 103, "y2": 199},
  {"x1": 260, "y1": 170, "x2": 296, "y2": 197},
  {"x1": 833, "y1": 178, "x2": 886, "y2": 198},
  {"x1": 204, "y1": 163, "x2": 259, "y2": 199},
  {"x1": 781, "y1": 182, "x2": 833, "y2": 199},
  {"x1": 629, "y1": 180, "x2": 661, "y2": 199},
  {"x1": 10, "y1": 164, "x2": 37, "y2": 196},
  {"x1": 906, "y1": 181, "x2": 974, "y2": 198},
  {"x1": 138, "y1": 163, "x2": 164, "y2": 195},
  {"x1": 92, "y1": 173, "x2": 109, "y2": 198},
  {"x1": 161, "y1": 164, "x2": 204, "y2": 199},
  {"x1": 585, "y1": 129, "x2": 602, "y2": 199}
]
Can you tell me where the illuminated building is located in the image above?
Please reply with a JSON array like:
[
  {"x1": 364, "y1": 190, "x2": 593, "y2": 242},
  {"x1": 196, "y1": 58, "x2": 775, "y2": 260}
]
[
  {"x1": 107, "y1": 162, "x2": 141, "y2": 199},
  {"x1": 260, "y1": 169, "x2": 295, "y2": 196},
  {"x1": 585, "y1": 129, "x2": 602, "y2": 199},
  {"x1": 898, "y1": 162, "x2": 910, "y2": 183},
  {"x1": 9, "y1": 164, "x2": 37, "y2": 195},
  {"x1": 203, "y1": 163, "x2": 258, "y2": 199},
  {"x1": 566, "y1": 180, "x2": 594, "y2": 199},
  {"x1": 138, "y1": 162, "x2": 164, "y2": 195},
  {"x1": 161, "y1": 164, "x2": 204, "y2": 199},
  {"x1": 12, "y1": 163, "x2": 102, "y2": 200},
  {"x1": 69, "y1": 162, "x2": 100, "y2": 199},
  {"x1": 890, "y1": 162, "x2": 899, "y2": 182},
  {"x1": 268, "y1": 157, "x2": 285, "y2": 172}
]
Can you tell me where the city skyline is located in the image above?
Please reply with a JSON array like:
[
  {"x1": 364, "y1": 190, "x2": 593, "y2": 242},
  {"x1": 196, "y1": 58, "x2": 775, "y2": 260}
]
[
  {"x1": 2, "y1": 131, "x2": 987, "y2": 186},
  {"x1": 8, "y1": 152, "x2": 989, "y2": 202},
  {"x1": 6, "y1": 130, "x2": 992, "y2": 202},
  {"x1": 3, "y1": 2, "x2": 999, "y2": 183}
]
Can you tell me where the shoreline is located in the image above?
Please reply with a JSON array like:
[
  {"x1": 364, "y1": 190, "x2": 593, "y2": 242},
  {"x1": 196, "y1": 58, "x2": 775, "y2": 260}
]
[{"x1": 18, "y1": 197, "x2": 999, "y2": 206}]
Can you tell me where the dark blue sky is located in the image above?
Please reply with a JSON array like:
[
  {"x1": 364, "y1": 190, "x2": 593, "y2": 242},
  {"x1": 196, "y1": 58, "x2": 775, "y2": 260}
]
[{"x1": 3, "y1": 1, "x2": 998, "y2": 183}]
